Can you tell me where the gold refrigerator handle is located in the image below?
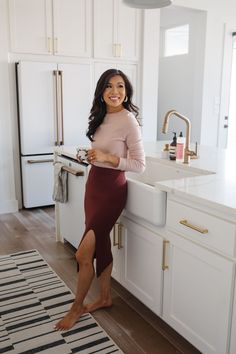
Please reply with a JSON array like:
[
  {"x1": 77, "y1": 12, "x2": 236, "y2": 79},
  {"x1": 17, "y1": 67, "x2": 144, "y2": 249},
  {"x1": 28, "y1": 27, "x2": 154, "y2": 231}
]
[
  {"x1": 53, "y1": 70, "x2": 60, "y2": 146},
  {"x1": 58, "y1": 70, "x2": 64, "y2": 145}
]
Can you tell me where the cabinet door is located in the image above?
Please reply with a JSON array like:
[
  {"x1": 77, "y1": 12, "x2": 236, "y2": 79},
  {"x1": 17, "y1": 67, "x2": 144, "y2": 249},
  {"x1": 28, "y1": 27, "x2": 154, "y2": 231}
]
[
  {"x1": 58, "y1": 159, "x2": 88, "y2": 248},
  {"x1": 53, "y1": 0, "x2": 91, "y2": 57},
  {"x1": 9, "y1": 0, "x2": 52, "y2": 54},
  {"x1": 121, "y1": 217, "x2": 163, "y2": 316},
  {"x1": 163, "y1": 232, "x2": 234, "y2": 354},
  {"x1": 229, "y1": 280, "x2": 236, "y2": 354},
  {"x1": 93, "y1": 0, "x2": 140, "y2": 60},
  {"x1": 117, "y1": 0, "x2": 140, "y2": 60},
  {"x1": 93, "y1": 0, "x2": 115, "y2": 59},
  {"x1": 110, "y1": 223, "x2": 124, "y2": 283},
  {"x1": 58, "y1": 63, "x2": 93, "y2": 147}
]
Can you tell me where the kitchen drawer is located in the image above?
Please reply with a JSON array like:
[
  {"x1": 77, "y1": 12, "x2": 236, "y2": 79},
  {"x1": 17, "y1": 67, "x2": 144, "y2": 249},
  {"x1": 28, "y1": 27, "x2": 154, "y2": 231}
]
[{"x1": 166, "y1": 199, "x2": 236, "y2": 256}]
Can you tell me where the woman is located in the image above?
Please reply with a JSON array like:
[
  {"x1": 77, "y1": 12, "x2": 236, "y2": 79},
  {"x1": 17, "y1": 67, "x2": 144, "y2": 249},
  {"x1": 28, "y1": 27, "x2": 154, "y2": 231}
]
[{"x1": 55, "y1": 68, "x2": 145, "y2": 330}]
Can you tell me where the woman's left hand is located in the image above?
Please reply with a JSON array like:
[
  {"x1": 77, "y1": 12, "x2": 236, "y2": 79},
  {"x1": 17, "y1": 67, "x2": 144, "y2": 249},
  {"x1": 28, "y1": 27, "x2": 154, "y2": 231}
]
[{"x1": 87, "y1": 149, "x2": 107, "y2": 163}]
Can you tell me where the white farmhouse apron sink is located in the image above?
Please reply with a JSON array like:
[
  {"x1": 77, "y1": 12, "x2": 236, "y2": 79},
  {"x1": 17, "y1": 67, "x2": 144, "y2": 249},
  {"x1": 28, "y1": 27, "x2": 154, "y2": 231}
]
[{"x1": 125, "y1": 158, "x2": 213, "y2": 226}]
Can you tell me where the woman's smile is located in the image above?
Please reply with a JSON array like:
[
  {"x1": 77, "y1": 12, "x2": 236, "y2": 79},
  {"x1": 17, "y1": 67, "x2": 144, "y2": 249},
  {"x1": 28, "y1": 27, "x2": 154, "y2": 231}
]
[{"x1": 103, "y1": 75, "x2": 126, "y2": 112}]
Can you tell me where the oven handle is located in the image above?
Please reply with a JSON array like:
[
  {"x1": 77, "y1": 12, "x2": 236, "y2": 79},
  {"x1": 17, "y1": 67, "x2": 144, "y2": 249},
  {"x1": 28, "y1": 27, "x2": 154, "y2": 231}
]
[{"x1": 62, "y1": 166, "x2": 84, "y2": 176}]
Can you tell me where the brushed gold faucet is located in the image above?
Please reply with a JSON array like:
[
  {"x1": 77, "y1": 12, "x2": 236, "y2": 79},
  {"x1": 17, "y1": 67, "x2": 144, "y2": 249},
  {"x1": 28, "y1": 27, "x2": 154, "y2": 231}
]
[{"x1": 162, "y1": 110, "x2": 196, "y2": 164}]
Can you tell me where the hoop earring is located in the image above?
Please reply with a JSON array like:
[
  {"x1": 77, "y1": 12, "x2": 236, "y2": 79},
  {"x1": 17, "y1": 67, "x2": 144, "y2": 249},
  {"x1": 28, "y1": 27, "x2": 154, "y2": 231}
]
[
  {"x1": 124, "y1": 96, "x2": 128, "y2": 102},
  {"x1": 101, "y1": 97, "x2": 104, "y2": 102}
]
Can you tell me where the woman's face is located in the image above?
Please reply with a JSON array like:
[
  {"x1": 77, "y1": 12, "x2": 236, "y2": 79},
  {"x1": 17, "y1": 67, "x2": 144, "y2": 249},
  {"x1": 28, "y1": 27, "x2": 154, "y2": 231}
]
[{"x1": 103, "y1": 75, "x2": 126, "y2": 113}]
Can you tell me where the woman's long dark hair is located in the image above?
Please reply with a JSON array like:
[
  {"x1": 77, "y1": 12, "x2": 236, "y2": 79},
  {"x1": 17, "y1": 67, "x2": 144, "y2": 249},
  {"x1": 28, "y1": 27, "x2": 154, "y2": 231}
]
[{"x1": 86, "y1": 69, "x2": 139, "y2": 141}]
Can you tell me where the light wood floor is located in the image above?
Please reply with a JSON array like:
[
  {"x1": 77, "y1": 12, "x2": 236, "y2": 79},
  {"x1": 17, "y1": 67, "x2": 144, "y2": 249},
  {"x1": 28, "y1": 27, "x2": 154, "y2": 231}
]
[{"x1": 0, "y1": 207, "x2": 201, "y2": 354}]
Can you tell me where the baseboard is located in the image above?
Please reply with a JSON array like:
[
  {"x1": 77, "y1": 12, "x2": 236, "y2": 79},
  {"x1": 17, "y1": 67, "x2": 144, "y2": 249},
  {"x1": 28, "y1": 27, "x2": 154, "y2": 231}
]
[{"x1": 0, "y1": 199, "x2": 18, "y2": 214}]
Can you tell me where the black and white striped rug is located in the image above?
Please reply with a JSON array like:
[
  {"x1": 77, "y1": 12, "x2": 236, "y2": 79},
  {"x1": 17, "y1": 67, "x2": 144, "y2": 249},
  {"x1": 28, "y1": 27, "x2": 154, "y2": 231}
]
[{"x1": 0, "y1": 250, "x2": 123, "y2": 354}]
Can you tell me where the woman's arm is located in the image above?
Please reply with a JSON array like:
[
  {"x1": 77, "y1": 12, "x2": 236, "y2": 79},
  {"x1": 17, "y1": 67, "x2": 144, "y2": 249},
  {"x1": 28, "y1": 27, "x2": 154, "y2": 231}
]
[{"x1": 117, "y1": 119, "x2": 145, "y2": 173}]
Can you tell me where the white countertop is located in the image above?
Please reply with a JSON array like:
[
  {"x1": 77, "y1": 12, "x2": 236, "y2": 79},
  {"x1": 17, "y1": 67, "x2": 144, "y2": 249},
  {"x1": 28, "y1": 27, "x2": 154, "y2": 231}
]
[
  {"x1": 55, "y1": 142, "x2": 236, "y2": 218},
  {"x1": 143, "y1": 141, "x2": 236, "y2": 217}
]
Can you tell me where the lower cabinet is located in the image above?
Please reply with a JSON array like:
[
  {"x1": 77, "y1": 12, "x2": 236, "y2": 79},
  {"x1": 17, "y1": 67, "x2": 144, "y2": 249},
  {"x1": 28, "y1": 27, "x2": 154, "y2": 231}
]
[
  {"x1": 111, "y1": 216, "x2": 164, "y2": 316},
  {"x1": 162, "y1": 231, "x2": 234, "y2": 354},
  {"x1": 111, "y1": 214, "x2": 235, "y2": 354},
  {"x1": 230, "y1": 280, "x2": 236, "y2": 354},
  {"x1": 57, "y1": 156, "x2": 88, "y2": 248}
]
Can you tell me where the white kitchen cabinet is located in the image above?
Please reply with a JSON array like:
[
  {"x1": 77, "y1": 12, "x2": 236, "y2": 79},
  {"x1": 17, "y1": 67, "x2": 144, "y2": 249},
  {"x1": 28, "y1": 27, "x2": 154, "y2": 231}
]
[
  {"x1": 163, "y1": 196, "x2": 235, "y2": 354},
  {"x1": 56, "y1": 155, "x2": 89, "y2": 248},
  {"x1": 230, "y1": 280, "x2": 236, "y2": 354},
  {"x1": 111, "y1": 216, "x2": 164, "y2": 316},
  {"x1": 121, "y1": 217, "x2": 164, "y2": 316},
  {"x1": 93, "y1": 0, "x2": 141, "y2": 61},
  {"x1": 9, "y1": 0, "x2": 52, "y2": 55},
  {"x1": 9, "y1": 0, "x2": 91, "y2": 57}
]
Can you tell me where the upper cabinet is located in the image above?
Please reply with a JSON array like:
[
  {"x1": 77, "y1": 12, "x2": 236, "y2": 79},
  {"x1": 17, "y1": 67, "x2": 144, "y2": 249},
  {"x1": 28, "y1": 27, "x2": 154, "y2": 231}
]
[
  {"x1": 93, "y1": 0, "x2": 141, "y2": 61},
  {"x1": 8, "y1": 0, "x2": 92, "y2": 57}
]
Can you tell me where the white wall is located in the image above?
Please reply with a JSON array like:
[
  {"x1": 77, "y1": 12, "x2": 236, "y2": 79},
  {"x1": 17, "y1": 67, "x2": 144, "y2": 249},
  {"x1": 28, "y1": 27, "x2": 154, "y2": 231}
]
[
  {"x1": 156, "y1": 6, "x2": 206, "y2": 143},
  {"x1": 173, "y1": 0, "x2": 236, "y2": 146},
  {"x1": 0, "y1": 0, "x2": 18, "y2": 214},
  {"x1": 141, "y1": 9, "x2": 160, "y2": 141}
]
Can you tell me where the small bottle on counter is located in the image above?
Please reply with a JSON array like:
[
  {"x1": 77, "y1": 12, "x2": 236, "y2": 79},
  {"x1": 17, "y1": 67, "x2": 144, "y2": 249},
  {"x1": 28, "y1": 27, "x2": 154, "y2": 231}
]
[
  {"x1": 176, "y1": 131, "x2": 186, "y2": 163},
  {"x1": 161, "y1": 143, "x2": 170, "y2": 159},
  {"x1": 169, "y1": 132, "x2": 177, "y2": 160}
]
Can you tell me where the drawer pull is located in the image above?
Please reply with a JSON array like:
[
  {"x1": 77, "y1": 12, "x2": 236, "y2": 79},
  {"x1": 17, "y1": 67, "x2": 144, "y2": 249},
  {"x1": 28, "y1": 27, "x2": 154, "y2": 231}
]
[
  {"x1": 27, "y1": 159, "x2": 54, "y2": 164},
  {"x1": 179, "y1": 219, "x2": 208, "y2": 234},
  {"x1": 162, "y1": 240, "x2": 170, "y2": 270},
  {"x1": 62, "y1": 166, "x2": 84, "y2": 176}
]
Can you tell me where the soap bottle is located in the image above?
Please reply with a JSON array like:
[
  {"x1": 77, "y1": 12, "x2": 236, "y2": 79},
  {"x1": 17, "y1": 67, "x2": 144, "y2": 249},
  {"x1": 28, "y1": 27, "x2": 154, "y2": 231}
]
[
  {"x1": 161, "y1": 143, "x2": 170, "y2": 159},
  {"x1": 169, "y1": 132, "x2": 177, "y2": 160},
  {"x1": 176, "y1": 131, "x2": 186, "y2": 163}
]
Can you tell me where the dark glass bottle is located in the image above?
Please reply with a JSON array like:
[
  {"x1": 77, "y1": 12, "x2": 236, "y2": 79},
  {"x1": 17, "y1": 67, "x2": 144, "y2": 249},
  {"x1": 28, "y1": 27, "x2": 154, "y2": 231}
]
[{"x1": 169, "y1": 132, "x2": 177, "y2": 160}]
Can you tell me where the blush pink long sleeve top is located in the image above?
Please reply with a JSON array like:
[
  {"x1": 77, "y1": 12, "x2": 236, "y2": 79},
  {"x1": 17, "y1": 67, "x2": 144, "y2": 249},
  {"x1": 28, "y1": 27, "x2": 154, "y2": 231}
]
[{"x1": 92, "y1": 109, "x2": 145, "y2": 173}]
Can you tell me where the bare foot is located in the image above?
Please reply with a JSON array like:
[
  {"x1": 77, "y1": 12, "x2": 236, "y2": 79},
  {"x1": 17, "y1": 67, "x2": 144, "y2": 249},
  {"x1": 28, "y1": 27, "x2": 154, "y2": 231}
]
[
  {"x1": 84, "y1": 297, "x2": 112, "y2": 313},
  {"x1": 54, "y1": 303, "x2": 85, "y2": 331}
]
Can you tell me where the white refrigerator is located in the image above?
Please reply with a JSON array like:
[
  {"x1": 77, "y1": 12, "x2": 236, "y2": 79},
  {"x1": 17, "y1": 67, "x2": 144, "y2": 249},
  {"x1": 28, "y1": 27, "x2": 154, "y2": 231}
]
[{"x1": 17, "y1": 60, "x2": 93, "y2": 208}]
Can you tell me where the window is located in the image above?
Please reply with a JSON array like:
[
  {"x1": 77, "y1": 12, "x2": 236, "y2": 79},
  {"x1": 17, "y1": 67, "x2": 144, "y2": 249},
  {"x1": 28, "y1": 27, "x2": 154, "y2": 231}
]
[{"x1": 164, "y1": 24, "x2": 189, "y2": 57}]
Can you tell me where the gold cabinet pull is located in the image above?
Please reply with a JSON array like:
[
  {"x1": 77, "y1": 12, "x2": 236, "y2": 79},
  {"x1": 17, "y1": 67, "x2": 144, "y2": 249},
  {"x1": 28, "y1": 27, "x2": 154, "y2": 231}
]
[
  {"x1": 179, "y1": 219, "x2": 208, "y2": 234},
  {"x1": 54, "y1": 37, "x2": 58, "y2": 53},
  {"x1": 113, "y1": 223, "x2": 119, "y2": 246},
  {"x1": 162, "y1": 240, "x2": 170, "y2": 271},
  {"x1": 117, "y1": 223, "x2": 123, "y2": 249},
  {"x1": 47, "y1": 37, "x2": 51, "y2": 52},
  {"x1": 113, "y1": 222, "x2": 123, "y2": 248}
]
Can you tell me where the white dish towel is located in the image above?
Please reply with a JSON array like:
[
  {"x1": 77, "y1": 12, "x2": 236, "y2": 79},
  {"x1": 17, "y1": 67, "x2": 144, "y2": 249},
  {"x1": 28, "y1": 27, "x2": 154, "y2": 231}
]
[{"x1": 52, "y1": 162, "x2": 68, "y2": 203}]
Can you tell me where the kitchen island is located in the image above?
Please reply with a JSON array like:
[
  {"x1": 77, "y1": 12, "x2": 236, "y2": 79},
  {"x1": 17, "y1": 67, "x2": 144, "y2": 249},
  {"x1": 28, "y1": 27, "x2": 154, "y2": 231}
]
[{"x1": 54, "y1": 142, "x2": 236, "y2": 354}]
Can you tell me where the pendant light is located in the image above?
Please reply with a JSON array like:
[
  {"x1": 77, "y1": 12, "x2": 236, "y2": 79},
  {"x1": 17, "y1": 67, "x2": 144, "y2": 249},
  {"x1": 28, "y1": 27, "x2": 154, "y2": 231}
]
[{"x1": 123, "y1": 0, "x2": 172, "y2": 9}]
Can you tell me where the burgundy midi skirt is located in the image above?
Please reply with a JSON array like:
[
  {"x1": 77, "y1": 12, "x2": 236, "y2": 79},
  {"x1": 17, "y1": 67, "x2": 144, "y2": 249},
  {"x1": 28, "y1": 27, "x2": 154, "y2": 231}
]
[{"x1": 77, "y1": 165, "x2": 127, "y2": 277}]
